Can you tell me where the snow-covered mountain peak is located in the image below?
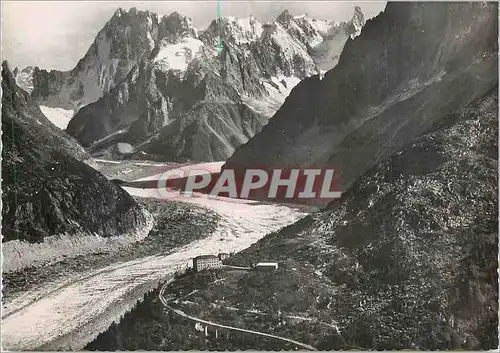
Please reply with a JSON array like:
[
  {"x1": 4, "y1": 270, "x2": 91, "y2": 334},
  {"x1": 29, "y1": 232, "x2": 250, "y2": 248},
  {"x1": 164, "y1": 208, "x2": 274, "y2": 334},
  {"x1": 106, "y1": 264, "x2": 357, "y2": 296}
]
[
  {"x1": 27, "y1": 5, "x2": 368, "y2": 144},
  {"x1": 26, "y1": 6, "x2": 162, "y2": 111},
  {"x1": 295, "y1": 16, "x2": 338, "y2": 36},
  {"x1": 201, "y1": 15, "x2": 264, "y2": 45},
  {"x1": 221, "y1": 16, "x2": 264, "y2": 44},
  {"x1": 162, "y1": 11, "x2": 196, "y2": 29}
]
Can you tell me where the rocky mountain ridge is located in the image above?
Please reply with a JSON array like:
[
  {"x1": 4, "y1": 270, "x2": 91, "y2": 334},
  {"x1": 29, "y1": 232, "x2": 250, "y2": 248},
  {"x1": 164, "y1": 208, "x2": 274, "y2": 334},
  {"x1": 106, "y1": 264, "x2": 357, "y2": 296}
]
[
  {"x1": 80, "y1": 87, "x2": 498, "y2": 351},
  {"x1": 227, "y1": 87, "x2": 498, "y2": 350},
  {"x1": 15, "y1": 6, "x2": 366, "y2": 161},
  {"x1": 225, "y1": 2, "x2": 498, "y2": 201},
  {"x1": 24, "y1": 8, "x2": 160, "y2": 111},
  {"x1": 2, "y1": 61, "x2": 150, "y2": 248}
]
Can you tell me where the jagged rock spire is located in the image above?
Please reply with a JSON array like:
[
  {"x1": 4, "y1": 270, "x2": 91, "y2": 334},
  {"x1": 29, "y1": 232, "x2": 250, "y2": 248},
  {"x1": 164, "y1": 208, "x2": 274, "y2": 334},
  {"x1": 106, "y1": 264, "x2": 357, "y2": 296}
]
[{"x1": 276, "y1": 9, "x2": 294, "y2": 27}]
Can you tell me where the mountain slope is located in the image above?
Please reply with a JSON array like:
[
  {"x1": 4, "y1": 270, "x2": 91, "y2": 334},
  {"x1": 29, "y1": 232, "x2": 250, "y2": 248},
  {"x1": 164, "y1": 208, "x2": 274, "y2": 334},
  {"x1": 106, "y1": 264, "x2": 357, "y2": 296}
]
[
  {"x1": 309, "y1": 5, "x2": 365, "y2": 71},
  {"x1": 136, "y1": 101, "x2": 267, "y2": 162},
  {"x1": 76, "y1": 86, "x2": 498, "y2": 352},
  {"x1": 225, "y1": 2, "x2": 498, "y2": 200},
  {"x1": 1, "y1": 61, "x2": 149, "y2": 249},
  {"x1": 23, "y1": 8, "x2": 160, "y2": 112},
  {"x1": 64, "y1": 42, "x2": 267, "y2": 161},
  {"x1": 208, "y1": 88, "x2": 499, "y2": 350},
  {"x1": 59, "y1": 7, "x2": 365, "y2": 161}
]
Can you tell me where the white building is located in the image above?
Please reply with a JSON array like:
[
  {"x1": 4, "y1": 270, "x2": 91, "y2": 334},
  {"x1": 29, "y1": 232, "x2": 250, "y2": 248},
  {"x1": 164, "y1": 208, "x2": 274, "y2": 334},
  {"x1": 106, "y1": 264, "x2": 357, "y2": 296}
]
[{"x1": 254, "y1": 262, "x2": 279, "y2": 271}]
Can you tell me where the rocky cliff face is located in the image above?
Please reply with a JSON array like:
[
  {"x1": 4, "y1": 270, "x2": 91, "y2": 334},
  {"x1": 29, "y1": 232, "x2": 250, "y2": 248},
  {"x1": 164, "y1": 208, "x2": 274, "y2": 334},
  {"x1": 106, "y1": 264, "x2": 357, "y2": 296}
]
[
  {"x1": 20, "y1": 7, "x2": 364, "y2": 161},
  {"x1": 1, "y1": 61, "x2": 148, "y2": 244},
  {"x1": 225, "y1": 2, "x2": 498, "y2": 199},
  {"x1": 230, "y1": 88, "x2": 498, "y2": 349},
  {"x1": 13, "y1": 66, "x2": 35, "y2": 93},
  {"x1": 25, "y1": 8, "x2": 159, "y2": 112}
]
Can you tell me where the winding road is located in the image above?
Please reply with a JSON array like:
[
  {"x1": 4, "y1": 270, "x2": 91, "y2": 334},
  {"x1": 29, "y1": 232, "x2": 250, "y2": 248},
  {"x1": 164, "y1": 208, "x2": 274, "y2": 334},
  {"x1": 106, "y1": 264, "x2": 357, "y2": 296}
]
[
  {"x1": 159, "y1": 280, "x2": 317, "y2": 351},
  {"x1": 1, "y1": 192, "x2": 307, "y2": 351}
]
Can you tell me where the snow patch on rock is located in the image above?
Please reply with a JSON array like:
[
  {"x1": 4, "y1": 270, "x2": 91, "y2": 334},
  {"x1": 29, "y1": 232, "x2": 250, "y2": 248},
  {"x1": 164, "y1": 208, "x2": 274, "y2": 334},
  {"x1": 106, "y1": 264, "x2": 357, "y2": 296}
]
[
  {"x1": 154, "y1": 37, "x2": 205, "y2": 74},
  {"x1": 241, "y1": 75, "x2": 301, "y2": 117},
  {"x1": 14, "y1": 66, "x2": 34, "y2": 93},
  {"x1": 263, "y1": 75, "x2": 301, "y2": 102},
  {"x1": 39, "y1": 106, "x2": 75, "y2": 129},
  {"x1": 222, "y1": 16, "x2": 263, "y2": 44},
  {"x1": 117, "y1": 142, "x2": 134, "y2": 154}
]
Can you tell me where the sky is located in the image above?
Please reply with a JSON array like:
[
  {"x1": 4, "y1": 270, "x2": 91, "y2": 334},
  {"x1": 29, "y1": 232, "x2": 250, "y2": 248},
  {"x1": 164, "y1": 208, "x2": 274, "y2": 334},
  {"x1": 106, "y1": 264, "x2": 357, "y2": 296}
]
[{"x1": 2, "y1": 1, "x2": 387, "y2": 71}]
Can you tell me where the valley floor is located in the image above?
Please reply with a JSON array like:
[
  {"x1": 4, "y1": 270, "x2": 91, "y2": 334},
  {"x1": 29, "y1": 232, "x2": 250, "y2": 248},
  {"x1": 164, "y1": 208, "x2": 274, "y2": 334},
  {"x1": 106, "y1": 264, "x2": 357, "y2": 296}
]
[
  {"x1": 1, "y1": 160, "x2": 307, "y2": 351},
  {"x1": 1, "y1": 198, "x2": 218, "y2": 301}
]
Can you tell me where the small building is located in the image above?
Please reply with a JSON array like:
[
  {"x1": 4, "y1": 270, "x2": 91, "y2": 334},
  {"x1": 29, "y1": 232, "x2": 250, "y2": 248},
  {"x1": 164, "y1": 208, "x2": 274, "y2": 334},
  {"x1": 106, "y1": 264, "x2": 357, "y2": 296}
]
[
  {"x1": 193, "y1": 255, "x2": 222, "y2": 272},
  {"x1": 218, "y1": 253, "x2": 230, "y2": 262},
  {"x1": 254, "y1": 262, "x2": 279, "y2": 272}
]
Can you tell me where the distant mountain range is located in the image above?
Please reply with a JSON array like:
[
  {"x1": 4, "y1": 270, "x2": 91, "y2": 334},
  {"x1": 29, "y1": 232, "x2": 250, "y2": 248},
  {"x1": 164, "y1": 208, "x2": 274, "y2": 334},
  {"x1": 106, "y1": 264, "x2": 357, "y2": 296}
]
[
  {"x1": 3, "y1": 2, "x2": 498, "y2": 350},
  {"x1": 225, "y1": 2, "x2": 498, "y2": 199},
  {"x1": 14, "y1": 7, "x2": 365, "y2": 162}
]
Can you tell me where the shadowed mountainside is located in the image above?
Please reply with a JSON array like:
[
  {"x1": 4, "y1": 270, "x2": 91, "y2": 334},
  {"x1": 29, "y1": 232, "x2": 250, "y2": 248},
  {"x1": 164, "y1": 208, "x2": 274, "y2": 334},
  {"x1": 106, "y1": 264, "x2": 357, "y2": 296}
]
[
  {"x1": 81, "y1": 88, "x2": 498, "y2": 351},
  {"x1": 1, "y1": 61, "x2": 148, "y2": 244},
  {"x1": 229, "y1": 88, "x2": 499, "y2": 349},
  {"x1": 225, "y1": 2, "x2": 498, "y2": 205}
]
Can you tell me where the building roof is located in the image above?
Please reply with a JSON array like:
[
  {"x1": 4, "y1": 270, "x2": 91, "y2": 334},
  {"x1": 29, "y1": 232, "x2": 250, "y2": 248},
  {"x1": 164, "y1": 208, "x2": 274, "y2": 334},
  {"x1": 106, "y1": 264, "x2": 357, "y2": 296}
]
[
  {"x1": 194, "y1": 255, "x2": 218, "y2": 260},
  {"x1": 256, "y1": 262, "x2": 278, "y2": 266},
  {"x1": 218, "y1": 252, "x2": 229, "y2": 255}
]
